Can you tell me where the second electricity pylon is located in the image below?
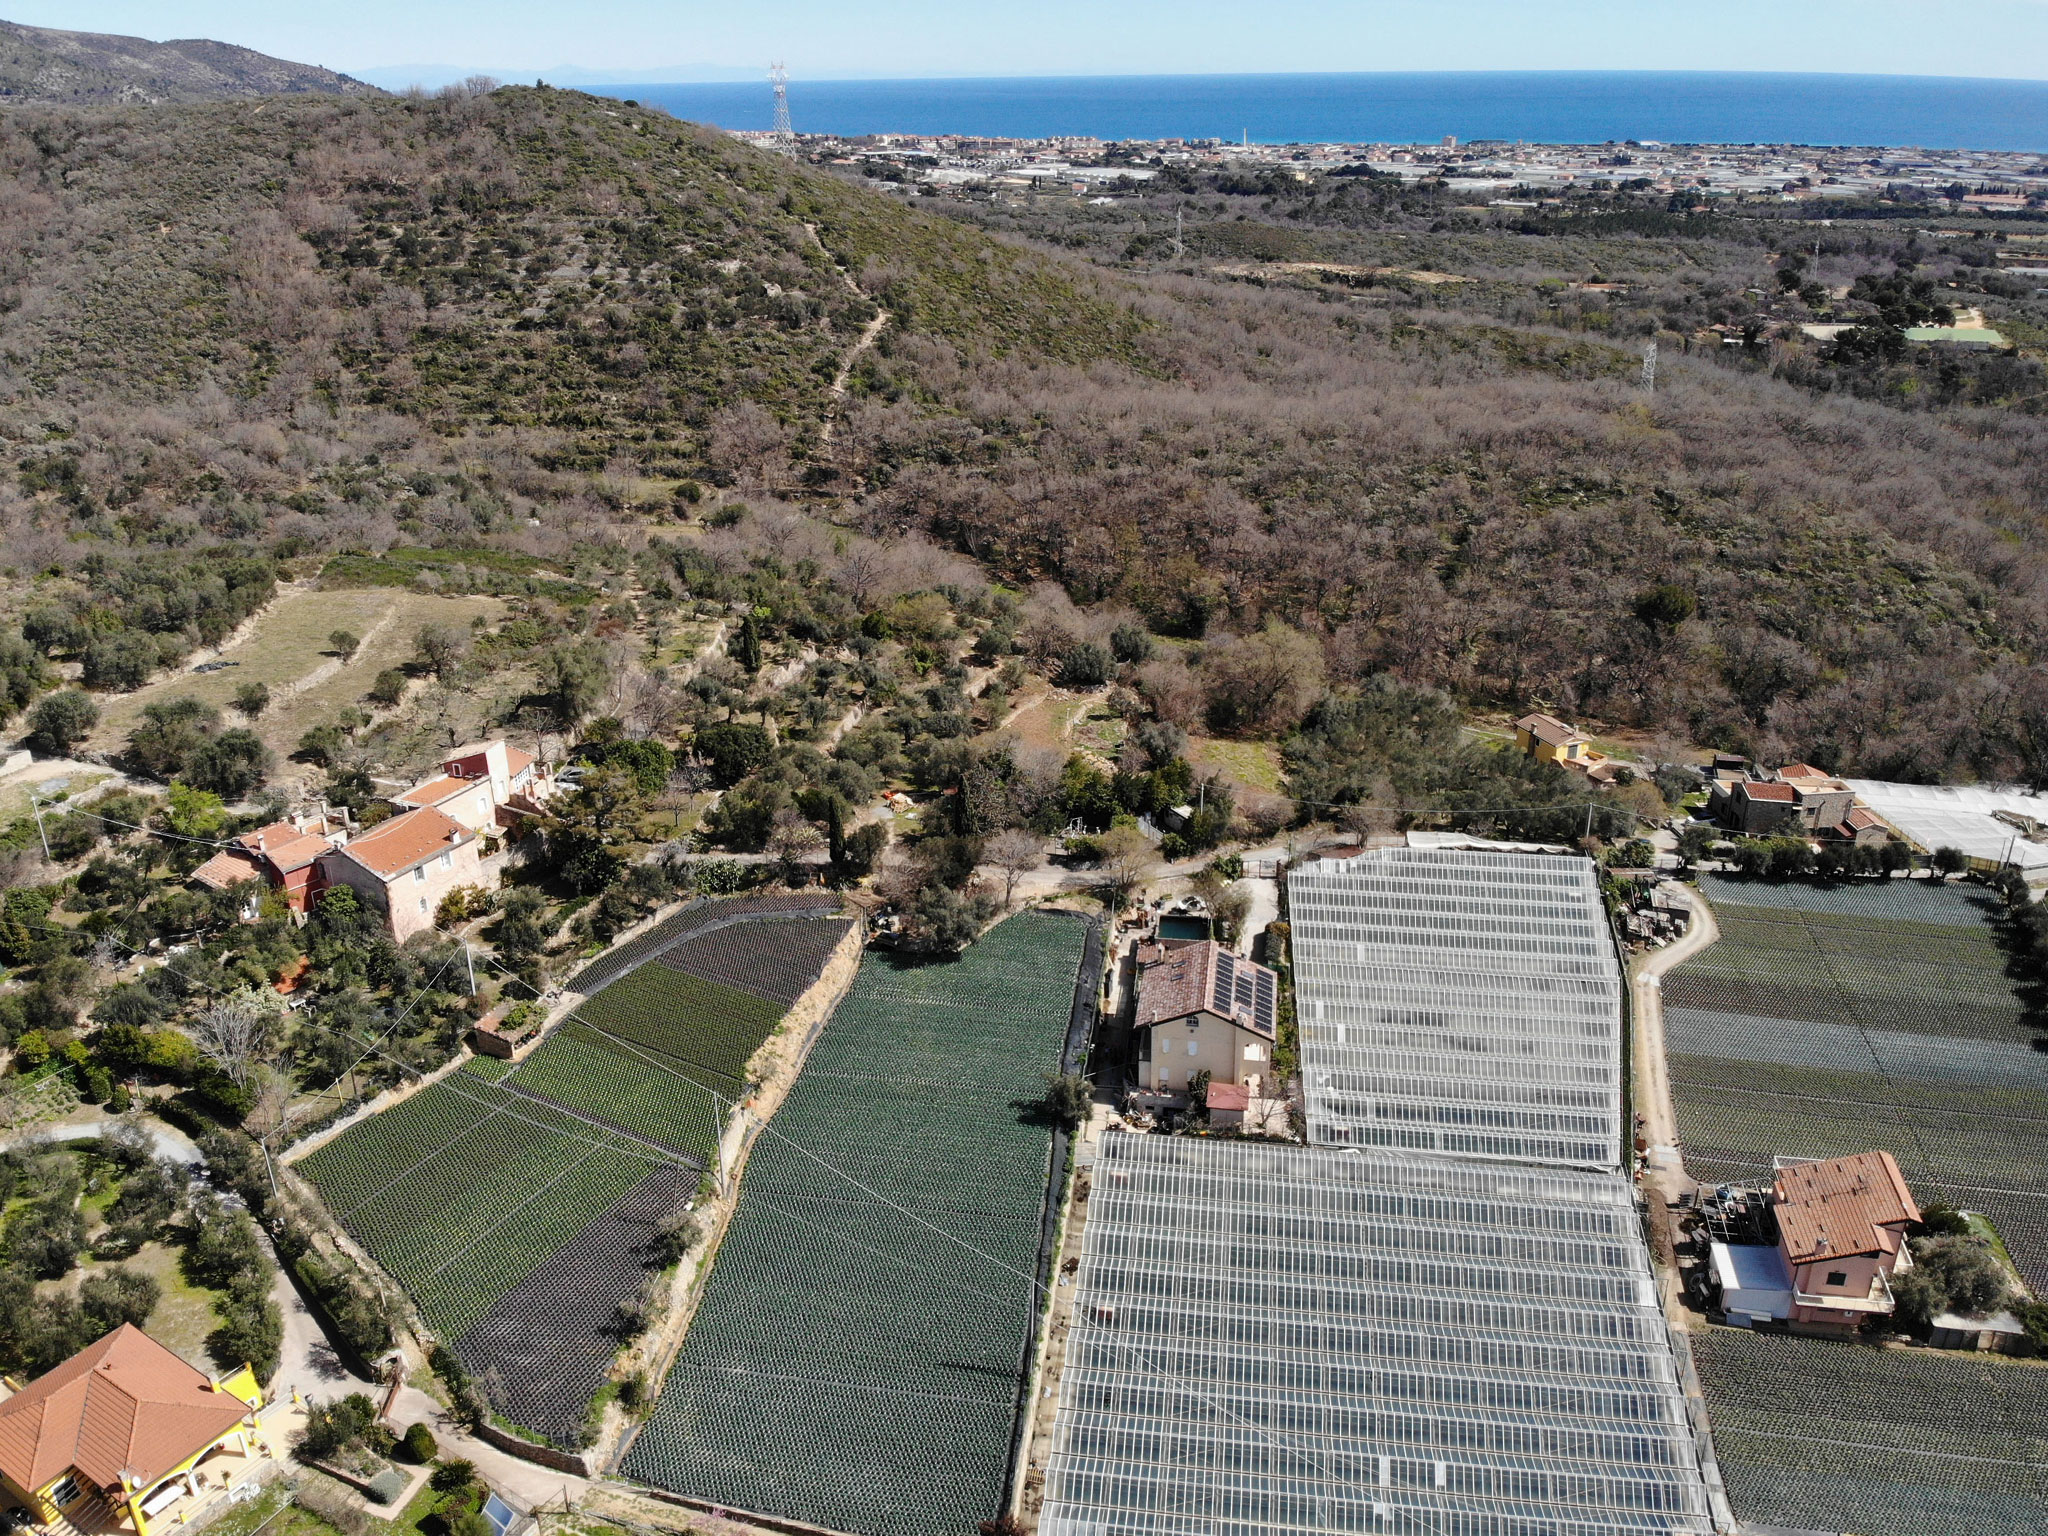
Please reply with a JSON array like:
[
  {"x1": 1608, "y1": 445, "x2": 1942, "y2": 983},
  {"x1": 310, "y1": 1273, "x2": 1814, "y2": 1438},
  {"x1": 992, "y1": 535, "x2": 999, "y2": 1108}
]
[
  {"x1": 769, "y1": 63, "x2": 794, "y2": 153},
  {"x1": 1640, "y1": 340, "x2": 1657, "y2": 393}
]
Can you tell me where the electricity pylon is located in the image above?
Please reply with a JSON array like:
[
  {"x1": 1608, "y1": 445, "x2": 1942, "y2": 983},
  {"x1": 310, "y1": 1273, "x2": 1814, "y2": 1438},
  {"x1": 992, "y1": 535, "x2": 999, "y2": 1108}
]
[{"x1": 770, "y1": 63, "x2": 793, "y2": 153}]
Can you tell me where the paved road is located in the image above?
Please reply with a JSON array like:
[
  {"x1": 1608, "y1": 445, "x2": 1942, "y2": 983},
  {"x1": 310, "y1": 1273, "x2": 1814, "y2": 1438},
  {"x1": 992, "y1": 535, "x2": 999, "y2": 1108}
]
[{"x1": 386, "y1": 1383, "x2": 588, "y2": 1509}]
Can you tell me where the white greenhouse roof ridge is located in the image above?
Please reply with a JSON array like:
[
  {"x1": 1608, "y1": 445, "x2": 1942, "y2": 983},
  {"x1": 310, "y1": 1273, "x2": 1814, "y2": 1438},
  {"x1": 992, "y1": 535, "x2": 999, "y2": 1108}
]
[
  {"x1": 1288, "y1": 847, "x2": 1624, "y2": 1168},
  {"x1": 1843, "y1": 779, "x2": 2048, "y2": 871},
  {"x1": 1041, "y1": 1134, "x2": 1716, "y2": 1536}
]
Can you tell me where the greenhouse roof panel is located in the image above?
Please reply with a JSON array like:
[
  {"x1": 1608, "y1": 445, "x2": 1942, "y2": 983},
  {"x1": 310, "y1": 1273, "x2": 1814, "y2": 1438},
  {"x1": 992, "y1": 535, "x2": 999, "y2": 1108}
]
[
  {"x1": 1041, "y1": 1134, "x2": 1716, "y2": 1536},
  {"x1": 1289, "y1": 848, "x2": 1624, "y2": 1168}
]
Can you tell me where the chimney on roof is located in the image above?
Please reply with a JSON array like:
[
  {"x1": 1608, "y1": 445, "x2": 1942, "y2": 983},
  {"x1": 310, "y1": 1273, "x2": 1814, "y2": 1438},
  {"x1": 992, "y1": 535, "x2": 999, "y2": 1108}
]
[{"x1": 256, "y1": 832, "x2": 266, "y2": 853}]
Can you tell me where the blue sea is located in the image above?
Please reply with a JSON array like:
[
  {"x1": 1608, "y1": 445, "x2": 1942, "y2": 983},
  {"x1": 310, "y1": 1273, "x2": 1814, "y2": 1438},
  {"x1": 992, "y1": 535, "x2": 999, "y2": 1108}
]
[{"x1": 597, "y1": 72, "x2": 2048, "y2": 151}]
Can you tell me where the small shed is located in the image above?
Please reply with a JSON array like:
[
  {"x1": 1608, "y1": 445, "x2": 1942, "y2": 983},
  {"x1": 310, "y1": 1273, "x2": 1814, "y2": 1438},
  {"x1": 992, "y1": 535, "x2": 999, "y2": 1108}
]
[
  {"x1": 1205, "y1": 1080, "x2": 1250, "y2": 1130},
  {"x1": 1709, "y1": 1242, "x2": 1793, "y2": 1325},
  {"x1": 1928, "y1": 1310, "x2": 2027, "y2": 1353}
]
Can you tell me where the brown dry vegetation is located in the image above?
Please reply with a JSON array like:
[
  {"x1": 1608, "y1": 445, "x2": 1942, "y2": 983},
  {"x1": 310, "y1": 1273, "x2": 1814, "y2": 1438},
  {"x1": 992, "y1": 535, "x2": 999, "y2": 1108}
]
[{"x1": 0, "y1": 85, "x2": 2044, "y2": 781}]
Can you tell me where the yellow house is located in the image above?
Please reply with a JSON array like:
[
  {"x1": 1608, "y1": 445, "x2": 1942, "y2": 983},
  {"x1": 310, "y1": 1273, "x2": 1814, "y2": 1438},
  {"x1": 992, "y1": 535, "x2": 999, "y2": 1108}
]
[
  {"x1": 1514, "y1": 712, "x2": 1592, "y2": 764},
  {"x1": 0, "y1": 1326, "x2": 266, "y2": 1536}
]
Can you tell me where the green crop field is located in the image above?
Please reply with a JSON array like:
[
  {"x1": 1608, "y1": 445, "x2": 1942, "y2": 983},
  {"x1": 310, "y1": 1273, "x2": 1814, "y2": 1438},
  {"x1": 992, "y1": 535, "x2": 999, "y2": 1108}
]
[
  {"x1": 1667, "y1": 875, "x2": 2048, "y2": 1536},
  {"x1": 1691, "y1": 1329, "x2": 2048, "y2": 1536},
  {"x1": 1667, "y1": 874, "x2": 2048, "y2": 1291},
  {"x1": 623, "y1": 910, "x2": 1091, "y2": 1536},
  {"x1": 297, "y1": 906, "x2": 849, "y2": 1447}
]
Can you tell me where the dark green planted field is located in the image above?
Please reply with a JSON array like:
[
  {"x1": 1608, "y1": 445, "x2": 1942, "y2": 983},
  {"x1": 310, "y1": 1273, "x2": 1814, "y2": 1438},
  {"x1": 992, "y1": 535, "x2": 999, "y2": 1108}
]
[
  {"x1": 1668, "y1": 874, "x2": 2048, "y2": 1536},
  {"x1": 623, "y1": 910, "x2": 1090, "y2": 1536},
  {"x1": 296, "y1": 905, "x2": 851, "y2": 1447},
  {"x1": 1691, "y1": 1329, "x2": 2048, "y2": 1536},
  {"x1": 1667, "y1": 874, "x2": 2048, "y2": 1290}
]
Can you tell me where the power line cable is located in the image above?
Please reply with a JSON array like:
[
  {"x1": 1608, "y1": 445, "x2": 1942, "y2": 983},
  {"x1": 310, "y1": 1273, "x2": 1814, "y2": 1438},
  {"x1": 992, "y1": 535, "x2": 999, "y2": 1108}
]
[{"x1": 465, "y1": 946, "x2": 1398, "y2": 1515}]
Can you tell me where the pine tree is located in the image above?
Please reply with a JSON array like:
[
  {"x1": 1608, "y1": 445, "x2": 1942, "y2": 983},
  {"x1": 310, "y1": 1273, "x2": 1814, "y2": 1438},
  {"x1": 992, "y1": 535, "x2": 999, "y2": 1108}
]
[
  {"x1": 734, "y1": 614, "x2": 762, "y2": 674},
  {"x1": 826, "y1": 796, "x2": 846, "y2": 872}
]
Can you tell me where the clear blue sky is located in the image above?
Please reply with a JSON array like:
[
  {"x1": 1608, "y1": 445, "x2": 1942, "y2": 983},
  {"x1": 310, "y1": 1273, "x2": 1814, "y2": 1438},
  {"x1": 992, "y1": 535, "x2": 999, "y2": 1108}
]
[{"x1": 13, "y1": 1, "x2": 2048, "y2": 83}]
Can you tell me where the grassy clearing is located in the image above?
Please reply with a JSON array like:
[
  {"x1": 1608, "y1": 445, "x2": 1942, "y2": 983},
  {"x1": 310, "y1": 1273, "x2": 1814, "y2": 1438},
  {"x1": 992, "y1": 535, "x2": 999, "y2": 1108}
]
[
  {"x1": 1189, "y1": 735, "x2": 1284, "y2": 796},
  {"x1": 0, "y1": 768, "x2": 111, "y2": 824},
  {"x1": 1005, "y1": 691, "x2": 1095, "y2": 759},
  {"x1": 83, "y1": 586, "x2": 506, "y2": 762}
]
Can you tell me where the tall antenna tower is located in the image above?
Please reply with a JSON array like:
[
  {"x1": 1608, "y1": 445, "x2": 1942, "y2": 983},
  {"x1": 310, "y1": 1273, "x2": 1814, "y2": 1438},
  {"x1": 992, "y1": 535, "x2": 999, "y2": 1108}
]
[
  {"x1": 1639, "y1": 340, "x2": 1658, "y2": 393},
  {"x1": 769, "y1": 62, "x2": 793, "y2": 152},
  {"x1": 1171, "y1": 204, "x2": 1185, "y2": 260}
]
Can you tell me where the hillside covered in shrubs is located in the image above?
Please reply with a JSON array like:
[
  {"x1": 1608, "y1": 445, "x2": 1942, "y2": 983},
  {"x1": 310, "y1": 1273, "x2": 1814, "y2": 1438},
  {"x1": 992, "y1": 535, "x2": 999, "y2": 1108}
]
[{"x1": 0, "y1": 85, "x2": 2043, "y2": 782}]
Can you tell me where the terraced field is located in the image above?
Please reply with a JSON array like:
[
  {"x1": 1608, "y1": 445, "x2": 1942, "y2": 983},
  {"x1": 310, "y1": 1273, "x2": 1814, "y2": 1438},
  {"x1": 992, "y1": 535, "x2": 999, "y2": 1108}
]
[
  {"x1": 297, "y1": 901, "x2": 852, "y2": 1446},
  {"x1": 1668, "y1": 874, "x2": 2048, "y2": 1536},
  {"x1": 1692, "y1": 1329, "x2": 2048, "y2": 1536},
  {"x1": 623, "y1": 910, "x2": 1092, "y2": 1536}
]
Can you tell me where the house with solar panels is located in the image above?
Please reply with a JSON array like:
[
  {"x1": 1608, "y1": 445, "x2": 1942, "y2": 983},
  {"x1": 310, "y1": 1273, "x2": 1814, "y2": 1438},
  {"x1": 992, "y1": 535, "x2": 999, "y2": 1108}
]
[{"x1": 1129, "y1": 938, "x2": 1278, "y2": 1100}]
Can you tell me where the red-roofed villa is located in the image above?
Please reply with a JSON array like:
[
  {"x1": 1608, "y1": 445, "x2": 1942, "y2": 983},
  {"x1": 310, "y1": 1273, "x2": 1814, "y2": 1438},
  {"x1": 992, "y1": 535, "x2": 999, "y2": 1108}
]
[
  {"x1": 0, "y1": 1326, "x2": 267, "y2": 1536},
  {"x1": 1772, "y1": 1150, "x2": 1920, "y2": 1332},
  {"x1": 1132, "y1": 940, "x2": 1279, "y2": 1100}
]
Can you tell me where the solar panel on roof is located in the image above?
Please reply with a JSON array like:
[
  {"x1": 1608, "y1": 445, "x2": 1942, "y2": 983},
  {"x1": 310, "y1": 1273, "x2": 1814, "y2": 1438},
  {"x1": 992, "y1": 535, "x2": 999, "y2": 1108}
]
[{"x1": 1211, "y1": 951, "x2": 1234, "y2": 1013}]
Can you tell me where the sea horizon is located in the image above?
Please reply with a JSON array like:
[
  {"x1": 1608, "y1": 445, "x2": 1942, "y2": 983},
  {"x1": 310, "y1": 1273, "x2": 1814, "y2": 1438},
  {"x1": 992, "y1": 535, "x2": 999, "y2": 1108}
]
[{"x1": 592, "y1": 69, "x2": 2048, "y2": 152}]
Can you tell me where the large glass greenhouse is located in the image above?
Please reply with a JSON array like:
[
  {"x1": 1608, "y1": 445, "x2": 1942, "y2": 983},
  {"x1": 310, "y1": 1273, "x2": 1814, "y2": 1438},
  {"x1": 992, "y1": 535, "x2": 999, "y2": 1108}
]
[
  {"x1": 1286, "y1": 848, "x2": 1624, "y2": 1168},
  {"x1": 1039, "y1": 1135, "x2": 1716, "y2": 1536}
]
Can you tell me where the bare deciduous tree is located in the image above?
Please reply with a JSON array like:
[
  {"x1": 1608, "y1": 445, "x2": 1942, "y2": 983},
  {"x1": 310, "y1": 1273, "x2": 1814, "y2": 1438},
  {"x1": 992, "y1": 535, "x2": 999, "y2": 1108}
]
[
  {"x1": 1098, "y1": 825, "x2": 1157, "y2": 913},
  {"x1": 984, "y1": 828, "x2": 1046, "y2": 908},
  {"x1": 190, "y1": 991, "x2": 284, "y2": 1089}
]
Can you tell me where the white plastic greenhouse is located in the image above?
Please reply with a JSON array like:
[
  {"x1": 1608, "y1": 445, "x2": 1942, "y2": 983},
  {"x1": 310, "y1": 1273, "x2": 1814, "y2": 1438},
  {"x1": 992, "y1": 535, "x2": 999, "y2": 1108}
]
[
  {"x1": 1040, "y1": 1135, "x2": 1717, "y2": 1536},
  {"x1": 1286, "y1": 847, "x2": 1624, "y2": 1168}
]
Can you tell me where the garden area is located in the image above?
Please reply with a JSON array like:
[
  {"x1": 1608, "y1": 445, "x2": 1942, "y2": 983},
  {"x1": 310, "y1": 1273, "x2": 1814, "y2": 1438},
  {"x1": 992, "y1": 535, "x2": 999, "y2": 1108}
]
[
  {"x1": 295, "y1": 902, "x2": 851, "y2": 1448},
  {"x1": 0, "y1": 1128, "x2": 277, "y2": 1382},
  {"x1": 621, "y1": 909, "x2": 1090, "y2": 1536}
]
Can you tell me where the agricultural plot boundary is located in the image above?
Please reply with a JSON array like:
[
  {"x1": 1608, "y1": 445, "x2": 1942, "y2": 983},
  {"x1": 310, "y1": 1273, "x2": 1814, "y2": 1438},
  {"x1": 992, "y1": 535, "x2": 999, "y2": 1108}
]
[
  {"x1": 1666, "y1": 875, "x2": 2048, "y2": 1536},
  {"x1": 621, "y1": 910, "x2": 1094, "y2": 1536},
  {"x1": 567, "y1": 892, "x2": 843, "y2": 998},
  {"x1": 1664, "y1": 873, "x2": 2048, "y2": 1294},
  {"x1": 299, "y1": 902, "x2": 851, "y2": 1448},
  {"x1": 1691, "y1": 1328, "x2": 2048, "y2": 1536}
]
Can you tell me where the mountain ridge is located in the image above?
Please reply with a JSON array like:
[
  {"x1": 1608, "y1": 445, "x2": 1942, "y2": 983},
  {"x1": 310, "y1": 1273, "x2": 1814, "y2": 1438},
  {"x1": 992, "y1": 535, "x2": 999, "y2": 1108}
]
[{"x1": 0, "y1": 17, "x2": 375, "y2": 105}]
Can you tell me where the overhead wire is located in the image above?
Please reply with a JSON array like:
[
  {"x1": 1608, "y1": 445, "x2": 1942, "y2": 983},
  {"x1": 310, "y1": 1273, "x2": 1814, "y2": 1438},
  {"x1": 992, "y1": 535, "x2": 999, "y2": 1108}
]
[{"x1": 466, "y1": 943, "x2": 1389, "y2": 1515}]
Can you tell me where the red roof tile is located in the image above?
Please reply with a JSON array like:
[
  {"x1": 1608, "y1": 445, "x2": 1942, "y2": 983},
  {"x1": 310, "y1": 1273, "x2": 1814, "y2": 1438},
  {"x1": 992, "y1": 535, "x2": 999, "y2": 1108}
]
[
  {"x1": 1134, "y1": 941, "x2": 1278, "y2": 1040},
  {"x1": 1775, "y1": 1151, "x2": 1919, "y2": 1264},
  {"x1": 233, "y1": 822, "x2": 338, "y2": 875},
  {"x1": 190, "y1": 850, "x2": 262, "y2": 891},
  {"x1": 334, "y1": 806, "x2": 470, "y2": 880},
  {"x1": 1206, "y1": 1081, "x2": 1250, "y2": 1112},
  {"x1": 0, "y1": 1326, "x2": 251, "y2": 1493},
  {"x1": 397, "y1": 775, "x2": 469, "y2": 809},
  {"x1": 1739, "y1": 781, "x2": 1796, "y2": 802},
  {"x1": 1515, "y1": 712, "x2": 1587, "y2": 747}
]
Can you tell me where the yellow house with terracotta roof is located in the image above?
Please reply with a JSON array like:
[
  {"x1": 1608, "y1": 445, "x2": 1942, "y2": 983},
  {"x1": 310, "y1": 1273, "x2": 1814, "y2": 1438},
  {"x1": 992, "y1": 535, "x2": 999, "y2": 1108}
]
[
  {"x1": 1514, "y1": 713, "x2": 1592, "y2": 765},
  {"x1": 0, "y1": 1326, "x2": 265, "y2": 1536}
]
